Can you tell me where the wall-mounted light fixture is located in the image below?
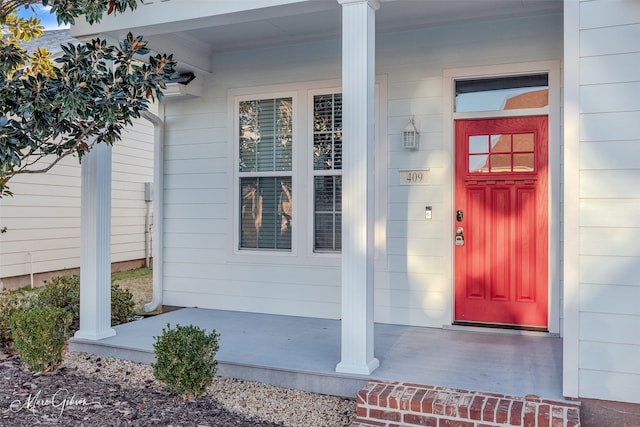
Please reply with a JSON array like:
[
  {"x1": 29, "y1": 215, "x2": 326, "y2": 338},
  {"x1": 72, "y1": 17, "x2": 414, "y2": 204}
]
[
  {"x1": 163, "y1": 72, "x2": 201, "y2": 100},
  {"x1": 402, "y1": 116, "x2": 419, "y2": 150}
]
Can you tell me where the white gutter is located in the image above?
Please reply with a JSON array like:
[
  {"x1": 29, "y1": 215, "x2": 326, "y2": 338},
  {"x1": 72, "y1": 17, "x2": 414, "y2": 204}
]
[{"x1": 141, "y1": 108, "x2": 164, "y2": 312}]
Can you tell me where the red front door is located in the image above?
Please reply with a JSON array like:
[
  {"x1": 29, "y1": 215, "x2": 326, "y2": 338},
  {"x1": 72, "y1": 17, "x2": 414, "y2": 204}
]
[{"x1": 454, "y1": 117, "x2": 548, "y2": 329}]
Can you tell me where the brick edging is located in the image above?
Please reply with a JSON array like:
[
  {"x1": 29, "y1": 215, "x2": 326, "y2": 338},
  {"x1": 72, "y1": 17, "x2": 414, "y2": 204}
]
[{"x1": 353, "y1": 380, "x2": 581, "y2": 427}]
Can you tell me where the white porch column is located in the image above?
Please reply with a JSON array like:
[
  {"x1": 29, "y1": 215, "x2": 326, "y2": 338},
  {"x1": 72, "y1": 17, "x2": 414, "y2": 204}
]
[
  {"x1": 74, "y1": 142, "x2": 116, "y2": 340},
  {"x1": 336, "y1": 0, "x2": 380, "y2": 375}
]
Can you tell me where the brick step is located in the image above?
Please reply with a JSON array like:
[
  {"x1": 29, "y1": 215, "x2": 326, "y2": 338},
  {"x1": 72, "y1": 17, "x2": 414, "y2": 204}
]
[{"x1": 353, "y1": 380, "x2": 581, "y2": 427}]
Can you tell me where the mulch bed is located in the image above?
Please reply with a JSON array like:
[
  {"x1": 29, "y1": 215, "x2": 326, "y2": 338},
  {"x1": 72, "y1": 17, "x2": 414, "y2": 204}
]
[{"x1": 0, "y1": 353, "x2": 283, "y2": 427}]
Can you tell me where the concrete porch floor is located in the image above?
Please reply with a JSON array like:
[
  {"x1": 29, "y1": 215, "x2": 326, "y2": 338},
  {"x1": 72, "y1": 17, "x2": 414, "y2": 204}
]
[{"x1": 69, "y1": 307, "x2": 563, "y2": 400}]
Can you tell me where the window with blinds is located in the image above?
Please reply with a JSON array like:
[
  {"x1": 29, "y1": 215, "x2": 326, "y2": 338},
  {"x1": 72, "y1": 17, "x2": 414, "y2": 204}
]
[
  {"x1": 238, "y1": 97, "x2": 293, "y2": 250},
  {"x1": 312, "y1": 93, "x2": 342, "y2": 252}
]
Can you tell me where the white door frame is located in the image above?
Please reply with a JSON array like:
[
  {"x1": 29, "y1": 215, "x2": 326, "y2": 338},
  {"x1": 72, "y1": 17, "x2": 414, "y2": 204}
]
[{"x1": 442, "y1": 60, "x2": 561, "y2": 334}]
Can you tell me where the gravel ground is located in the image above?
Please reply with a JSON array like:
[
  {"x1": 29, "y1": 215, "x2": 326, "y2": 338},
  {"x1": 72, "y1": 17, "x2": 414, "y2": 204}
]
[{"x1": 1, "y1": 351, "x2": 355, "y2": 427}]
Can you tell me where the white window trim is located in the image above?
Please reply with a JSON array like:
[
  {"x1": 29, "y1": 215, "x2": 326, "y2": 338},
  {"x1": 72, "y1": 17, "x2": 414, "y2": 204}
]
[
  {"x1": 227, "y1": 77, "x2": 388, "y2": 267},
  {"x1": 443, "y1": 61, "x2": 561, "y2": 334}
]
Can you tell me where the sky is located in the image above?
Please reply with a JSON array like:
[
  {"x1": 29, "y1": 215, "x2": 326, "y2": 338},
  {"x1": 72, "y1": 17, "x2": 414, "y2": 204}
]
[{"x1": 16, "y1": 4, "x2": 69, "y2": 30}]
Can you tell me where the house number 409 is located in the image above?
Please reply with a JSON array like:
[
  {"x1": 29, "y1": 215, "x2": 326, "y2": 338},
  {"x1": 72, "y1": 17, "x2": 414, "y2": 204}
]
[{"x1": 399, "y1": 170, "x2": 429, "y2": 185}]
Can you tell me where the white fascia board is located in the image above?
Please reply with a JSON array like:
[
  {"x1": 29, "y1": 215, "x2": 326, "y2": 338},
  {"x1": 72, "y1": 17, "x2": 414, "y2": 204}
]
[{"x1": 70, "y1": 0, "x2": 322, "y2": 38}]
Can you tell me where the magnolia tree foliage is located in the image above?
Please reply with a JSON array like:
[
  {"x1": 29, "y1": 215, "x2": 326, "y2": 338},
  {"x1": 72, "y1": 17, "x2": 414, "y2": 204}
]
[{"x1": 0, "y1": 0, "x2": 176, "y2": 196}]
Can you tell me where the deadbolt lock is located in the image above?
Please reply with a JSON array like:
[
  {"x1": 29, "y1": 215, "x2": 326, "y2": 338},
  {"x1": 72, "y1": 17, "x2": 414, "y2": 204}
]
[{"x1": 455, "y1": 227, "x2": 464, "y2": 246}]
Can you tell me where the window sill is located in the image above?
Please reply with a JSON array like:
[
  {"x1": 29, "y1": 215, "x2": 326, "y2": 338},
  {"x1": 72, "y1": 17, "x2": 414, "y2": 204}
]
[{"x1": 227, "y1": 250, "x2": 341, "y2": 268}]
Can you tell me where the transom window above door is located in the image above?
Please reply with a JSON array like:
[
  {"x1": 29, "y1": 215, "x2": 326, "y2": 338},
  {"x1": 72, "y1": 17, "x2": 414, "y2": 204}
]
[{"x1": 455, "y1": 74, "x2": 548, "y2": 113}]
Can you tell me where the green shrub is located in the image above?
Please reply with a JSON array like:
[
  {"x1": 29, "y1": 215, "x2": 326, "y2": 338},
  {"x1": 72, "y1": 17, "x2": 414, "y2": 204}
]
[
  {"x1": 10, "y1": 306, "x2": 72, "y2": 372},
  {"x1": 0, "y1": 290, "x2": 38, "y2": 348},
  {"x1": 111, "y1": 284, "x2": 136, "y2": 325},
  {"x1": 36, "y1": 275, "x2": 136, "y2": 330},
  {"x1": 152, "y1": 323, "x2": 220, "y2": 399},
  {"x1": 37, "y1": 276, "x2": 81, "y2": 330}
]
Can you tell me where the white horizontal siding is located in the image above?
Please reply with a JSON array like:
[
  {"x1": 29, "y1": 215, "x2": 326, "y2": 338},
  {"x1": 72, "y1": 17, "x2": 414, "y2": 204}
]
[
  {"x1": 581, "y1": 312, "x2": 640, "y2": 345},
  {"x1": 580, "y1": 227, "x2": 640, "y2": 256},
  {"x1": 580, "y1": 284, "x2": 640, "y2": 315},
  {"x1": 0, "y1": 117, "x2": 154, "y2": 281},
  {"x1": 581, "y1": 82, "x2": 640, "y2": 114},
  {"x1": 580, "y1": 0, "x2": 640, "y2": 29},
  {"x1": 581, "y1": 141, "x2": 640, "y2": 169},
  {"x1": 580, "y1": 53, "x2": 640, "y2": 85},
  {"x1": 580, "y1": 24, "x2": 640, "y2": 57},
  {"x1": 580, "y1": 370, "x2": 640, "y2": 404},
  {"x1": 577, "y1": 0, "x2": 640, "y2": 403},
  {"x1": 580, "y1": 111, "x2": 640, "y2": 142},
  {"x1": 580, "y1": 255, "x2": 640, "y2": 287},
  {"x1": 580, "y1": 170, "x2": 640, "y2": 199}
]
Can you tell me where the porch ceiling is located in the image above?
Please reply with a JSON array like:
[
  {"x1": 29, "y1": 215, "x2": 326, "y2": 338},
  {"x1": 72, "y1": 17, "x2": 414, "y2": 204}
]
[
  {"x1": 77, "y1": 0, "x2": 562, "y2": 74},
  {"x1": 176, "y1": 0, "x2": 561, "y2": 52}
]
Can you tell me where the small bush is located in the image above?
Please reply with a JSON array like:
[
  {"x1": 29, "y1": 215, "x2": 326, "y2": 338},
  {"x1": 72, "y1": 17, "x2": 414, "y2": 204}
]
[
  {"x1": 0, "y1": 290, "x2": 38, "y2": 348},
  {"x1": 10, "y1": 306, "x2": 72, "y2": 372},
  {"x1": 152, "y1": 323, "x2": 220, "y2": 399},
  {"x1": 36, "y1": 275, "x2": 136, "y2": 331},
  {"x1": 111, "y1": 284, "x2": 136, "y2": 326},
  {"x1": 38, "y1": 276, "x2": 81, "y2": 330}
]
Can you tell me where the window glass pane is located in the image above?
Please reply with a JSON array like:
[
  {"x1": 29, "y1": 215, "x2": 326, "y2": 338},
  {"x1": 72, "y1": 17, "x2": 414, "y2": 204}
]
[
  {"x1": 469, "y1": 135, "x2": 488, "y2": 154},
  {"x1": 490, "y1": 134, "x2": 511, "y2": 153},
  {"x1": 455, "y1": 74, "x2": 548, "y2": 113},
  {"x1": 490, "y1": 154, "x2": 511, "y2": 172},
  {"x1": 513, "y1": 133, "x2": 534, "y2": 152},
  {"x1": 313, "y1": 94, "x2": 342, "y2": 171},
  {"x1": 314, "y1": 175, "x2": 342, "y2": 251},
  {"x1": 240, "y1": 177, "x2": 292, "y2": 250},
  {"x1": 469, "y1": 154, "x2": 489, "y2": 173},
  {"x1": 239, "y1": 98, "x2": 292, "y2": 172},
  {"x1": 513, "y1": 153, "x2": 534, "y2": 172}
]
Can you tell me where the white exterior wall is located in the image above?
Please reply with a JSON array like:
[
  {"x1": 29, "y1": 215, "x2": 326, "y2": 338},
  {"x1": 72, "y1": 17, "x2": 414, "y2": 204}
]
[
  {"x1": 161, "y1": 13, "x2": 563, "y2": 325},
  {"x1": 577, "y1": 0, "x2": 640, "y2": 404},
  {"x1": 0, "y1": 117, "x2": 154, "y2": 285},
  {"x1": 376, "y1": 15, "x2": 562, "y2": 327}
]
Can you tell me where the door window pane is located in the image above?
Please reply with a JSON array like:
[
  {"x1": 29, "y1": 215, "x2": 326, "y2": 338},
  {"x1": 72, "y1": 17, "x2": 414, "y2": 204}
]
[
  {"x1": 469, "y1": 135, "x2": 488, "y2": 154},
  {"x1": 513, "y1": 153, "x2": 534, "y2": 172},
  {"x1": 490, "y1": 154, "x2": 511, "y2": 172},
  {"x1": 469, "y1": 154, "x2": 489, "y2": 173},
  {"x1": 490, "y1": 134, "x2": 510, "y2": 153},
  {"x1": 513, "y1": 133, "x2": 534, "y2": 152}
]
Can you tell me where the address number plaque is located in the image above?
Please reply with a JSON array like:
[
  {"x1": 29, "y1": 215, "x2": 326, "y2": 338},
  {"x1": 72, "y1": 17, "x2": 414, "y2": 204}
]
[{"x1": 399, "y1": 169, "x2": 429, "y2": 185}]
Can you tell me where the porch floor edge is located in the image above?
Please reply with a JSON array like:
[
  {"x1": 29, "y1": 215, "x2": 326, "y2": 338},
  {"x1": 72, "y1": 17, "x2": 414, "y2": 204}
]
[{"x1": 68, "y1": 338, "x2": 368, "y2": 397}]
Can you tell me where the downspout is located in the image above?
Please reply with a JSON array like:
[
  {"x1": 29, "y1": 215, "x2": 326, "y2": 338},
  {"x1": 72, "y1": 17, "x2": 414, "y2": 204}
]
[
  {"x1": 143, "y1": 182, "x2": 152, "y2": 268},
  {"x1": 27, "y1": 252, "x2": 34, "y2": 289},
  {"x1": 141, "y1": 107, "x2": 164, "y2": 312}
]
